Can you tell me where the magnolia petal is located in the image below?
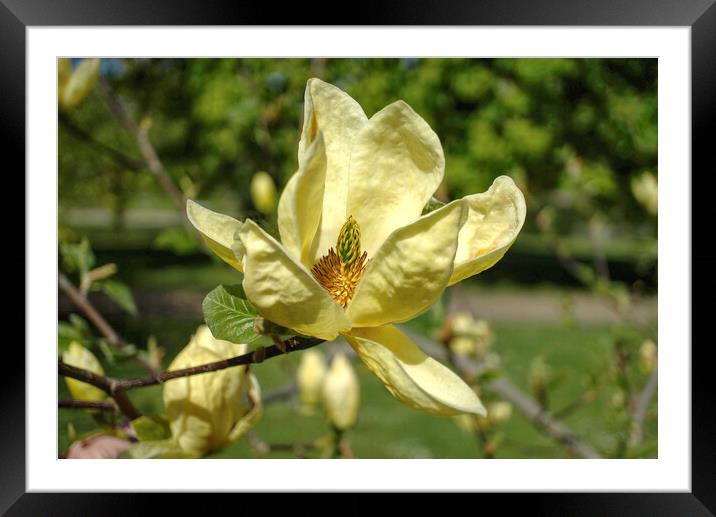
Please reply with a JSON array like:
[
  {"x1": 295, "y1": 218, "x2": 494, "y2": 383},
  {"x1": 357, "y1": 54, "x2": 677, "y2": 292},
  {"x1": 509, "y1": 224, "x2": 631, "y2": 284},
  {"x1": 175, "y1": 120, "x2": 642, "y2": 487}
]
[
  {"x1": 121, "y1": 439, "x2": 199, "y2": 459},
  {"x1": 449, "y1": 176, "x2": 526, "y2": 285},
  {"x1": 345, "y1": 325, "x2": 486, "y2": 416},
  {"x1": 299, "y1": 78, "x2": 368, "y2": 263},
  {"x1": 228, "y1": 374, "x2": 263, "y2": 442},
  {"x1": 346, "y1": 101, "x2": 445, "y2": 256},
  {"x1": 238, "y1": 219, "x2": 351, "y2": 340},
  {"x1": 277, "y1": 132, "x2": 327, "y2": 266},
  {"x1": 186, "y1": 199, "x2": 244, "y2": 272},
  {"x1": 347, "y1": 200, "x2": 466, "y2": 327}
]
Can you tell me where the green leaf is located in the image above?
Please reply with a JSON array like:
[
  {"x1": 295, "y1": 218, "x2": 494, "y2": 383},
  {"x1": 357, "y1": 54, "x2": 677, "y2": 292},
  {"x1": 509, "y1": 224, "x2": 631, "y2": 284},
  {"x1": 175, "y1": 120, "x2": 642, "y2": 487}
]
[
  {"x1": 59, "y1": 237, "x2": 95, "y2": 276},
  {"x1": 153, "y1": 227, "x2": 201, "y2": 255},
  {"x1": 98, "y1": 279, "x2": 137, "y2": 315},
  {"x1": 130, "y1": 416, "x2": 171, "y2": 442},
  {"x1": 57, "y1": 314, "x2": 92, "y2": 356},
  {"x1": 202, "y1": 284, "x2": 264, "y2": 345}
]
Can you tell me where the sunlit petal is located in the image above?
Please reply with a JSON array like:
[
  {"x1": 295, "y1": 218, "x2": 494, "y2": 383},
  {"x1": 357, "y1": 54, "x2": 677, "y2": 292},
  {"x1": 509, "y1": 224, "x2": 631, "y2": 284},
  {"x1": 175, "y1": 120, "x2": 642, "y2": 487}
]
[
  {"x1": 239, "y1": 219, "x2": 351, "y2": 340},
  {"x1": 449, "y1": 176, "x2": 526, "y2": 285},
  {"x1": 345, "y1": 325, "x2": 486, "y2": 416},
  {"x1": 347, "y1": 200, "x2": 466, "y2": 327},
  {"x1": 277, "y1": 132, "x2": 327, "y2": 266},
  {"x1": 299, "y1": 78, "x2": 368, "y2": 263},
  {"x1": 186, "y1": 199, "x2": 244, "y2": 272},
  {"x1": 346, "y1": 101, "x2": 445, "y2": 256}
]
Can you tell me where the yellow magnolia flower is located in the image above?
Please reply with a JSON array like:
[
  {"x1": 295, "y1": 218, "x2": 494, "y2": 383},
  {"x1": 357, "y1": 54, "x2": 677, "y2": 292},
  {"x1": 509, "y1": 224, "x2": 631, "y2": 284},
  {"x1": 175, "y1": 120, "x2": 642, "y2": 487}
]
[
  {"x1": 163, "y1": 325, "x2": 262, "y2": 456},
  {"x1": 62, "y1": 341, "x2": 107, "y2": 402},
  {"x1": 296, "y1": 348, "x2": 328, "y2": 409},
  {"x1": 187, "y1": 78, "x2": 526, "y2": 417},
  {"x1": 322, "y1": 353, "x2": 360, "y2": 430}
]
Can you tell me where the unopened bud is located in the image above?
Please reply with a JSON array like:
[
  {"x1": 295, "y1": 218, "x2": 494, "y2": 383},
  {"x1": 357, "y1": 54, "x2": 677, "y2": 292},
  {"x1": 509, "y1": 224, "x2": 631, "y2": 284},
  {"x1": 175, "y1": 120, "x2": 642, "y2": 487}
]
[
  {"x1": 163, "y1": 325, "x2": 262, "y2": 456},
  {"x1": 62, "y1": 341, "x2": 107, "y2": 402},
  {"x1": 250, "y1": 171, "x2": 277, "y2": 215},
  {"x1": 322, "y1": 353, "x2": 360, "y2": 430},
  {"x1": 639, "y1": 339, "x2": 657, "y2": 374},
  {"x1": 296, "y1": 349, "x2": 328, "y2": 409},
  {"x1": 60, "y1": 58, "x2": 101, "y2": 110}
]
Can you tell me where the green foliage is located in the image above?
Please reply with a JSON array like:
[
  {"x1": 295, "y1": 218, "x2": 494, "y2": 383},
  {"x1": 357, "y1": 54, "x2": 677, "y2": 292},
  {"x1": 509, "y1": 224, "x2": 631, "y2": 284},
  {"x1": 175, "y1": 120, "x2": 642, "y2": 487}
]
[
  {"x1": 130, "y1": 415, "x2": 171, "y2": 442},
  {"x1": 94, "y1": 279, "x2": 137, "y2": 315},
  {"x1": 59, "y1": 237, "x2": 95, "y2": 277},
  {"x1": 202, "y1": 284, "x2": 265, "y2": 345},
  {"x1": 58, "y1": 58, "x2": 657, "y2": 236},
  {"x1": 58, "y1": 314, "x2": 93, "y2": 356}
]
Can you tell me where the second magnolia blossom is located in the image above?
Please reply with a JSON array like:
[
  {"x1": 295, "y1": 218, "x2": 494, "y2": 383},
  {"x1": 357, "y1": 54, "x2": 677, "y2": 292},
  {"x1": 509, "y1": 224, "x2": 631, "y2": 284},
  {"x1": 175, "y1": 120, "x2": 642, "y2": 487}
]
[{"x1": 188, "y1": 78, "x2": 526, "y2": 417}]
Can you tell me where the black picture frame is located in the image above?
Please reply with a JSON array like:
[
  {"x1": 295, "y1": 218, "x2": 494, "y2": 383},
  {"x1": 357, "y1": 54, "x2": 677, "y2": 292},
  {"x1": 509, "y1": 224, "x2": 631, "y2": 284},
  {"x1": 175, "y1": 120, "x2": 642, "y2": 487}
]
[{"x1": 3, "y1": 0, "x2": 712, "y2": 514}]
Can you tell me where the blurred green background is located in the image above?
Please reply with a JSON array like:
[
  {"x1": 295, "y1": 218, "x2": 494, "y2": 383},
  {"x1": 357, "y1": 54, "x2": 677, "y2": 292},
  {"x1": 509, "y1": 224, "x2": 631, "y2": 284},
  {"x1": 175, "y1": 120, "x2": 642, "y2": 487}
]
[{"x1": 58, "y1": 58, "x2": 657, "y2": 459}]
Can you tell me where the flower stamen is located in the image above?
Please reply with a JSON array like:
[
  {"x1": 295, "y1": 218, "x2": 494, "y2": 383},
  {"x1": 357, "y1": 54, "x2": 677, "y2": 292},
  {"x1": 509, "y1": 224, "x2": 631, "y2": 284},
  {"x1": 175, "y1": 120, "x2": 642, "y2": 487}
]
[{"x1": 311, "y1": 215, "x2": 368, "y2": 308}]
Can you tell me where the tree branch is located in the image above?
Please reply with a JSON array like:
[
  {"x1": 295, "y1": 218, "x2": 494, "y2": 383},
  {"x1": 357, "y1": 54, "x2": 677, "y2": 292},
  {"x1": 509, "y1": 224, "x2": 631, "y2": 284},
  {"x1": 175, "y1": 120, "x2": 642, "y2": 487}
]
[
  {"x1": 630, "y1": 362, "x2": 658, "y2": 447},
  {"x1": 59, "y1": 399, "x2": 117, "y2": 411},
  {"x1": 408, "y1": 328, "x2": 602, "y2": 459},
  {"x1": 59, "y1": 335, "x2": 323, "y2": 395},
  {"x1": 58, "y1": 272, "x2": 157, "y2": 375},
  {"x1": 59, "y1": 112, "x2": 144, "y2": 171},
  {"x1": 98, "y1": 77, "x2": 185, "y2": 211}
]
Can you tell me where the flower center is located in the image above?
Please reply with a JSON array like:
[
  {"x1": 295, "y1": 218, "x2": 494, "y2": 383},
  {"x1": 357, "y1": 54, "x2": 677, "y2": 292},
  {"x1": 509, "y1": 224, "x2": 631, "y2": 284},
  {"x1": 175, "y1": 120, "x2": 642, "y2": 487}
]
[{"x1": 311, "y1": 215, "x2": 368, "y2": 308}]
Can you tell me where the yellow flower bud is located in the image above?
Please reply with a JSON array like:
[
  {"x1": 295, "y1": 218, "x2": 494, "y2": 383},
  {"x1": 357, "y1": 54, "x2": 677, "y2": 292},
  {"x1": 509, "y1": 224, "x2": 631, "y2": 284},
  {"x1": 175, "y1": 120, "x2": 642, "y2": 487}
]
[
  {"x1": 62, "y1": 341, "x2": 107, "y2": 402},
  {"x1": 321, "y1": 353, "x2": 360, "y2": 430},
  {"x1": 250, "y1": 171, "x2": 277, "y2": 215},
  {"x1": 60, "y1": 58, "x2": 101, "y2": 111},
  {"x1": 454, "y1": 413, "x2": 477, "y2": 433},
  {"x1": 57, "y1": 58, "x2": 72, "y2": 105},
  {"x1": 639, "y1": 339, "x2": 657, "y2": 374},
  {"x1": 448, "y1": 313, "x2": 494, "y2": 357},
  {"x1": 487, "y1": 401, "x2": 512, "y2": 425},
  {"x1": 296, "y1": 349, "x2": 328, "y2": 409},
  {"x1": 163, "y1": 325, "x2": 262, "y2": 456},
  {"x1": 631, "y1": 171, "x2": 658, "y2": 216}
]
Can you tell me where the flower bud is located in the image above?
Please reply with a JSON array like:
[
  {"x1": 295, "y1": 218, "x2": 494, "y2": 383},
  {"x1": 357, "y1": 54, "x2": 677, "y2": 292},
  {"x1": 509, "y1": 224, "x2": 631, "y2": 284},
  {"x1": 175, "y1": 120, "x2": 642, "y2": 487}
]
[
  {"x1": 296, "y1": 349, "x2": 328, "y2": 409},
  {"x1": 62, "y1": 341, "x2": 107, "y2": 402},
  {"x1": 448, "y1": 312, "x2": 494, "y2": 358},
  {"x1": 631, "y1": 171, "x2": 658, "y2": 216},
  {"x1": 639, "y1": 339, "x2": 657, "y2": 374},
  {"x1": 454, "y1": 414, "x2": 477, "y2": 433},
  {"x1": 60, "y1": 58, "x2": 101, "y2": 111},
  {"x1": 163, "y1": 325, "x2": 262, "y2": 456},
  {"x1": 57, "y1": 58, "x2": 72, "y2": 105},
  {"x1": 250, "y1": 171, "x2": 277, "y2": 215},
  {"x1": 321, "y1": 353, "x2": 360, "y2": 430},
  {"x1": 487, "y1": 401, "x2": 512, "y2": 425}
]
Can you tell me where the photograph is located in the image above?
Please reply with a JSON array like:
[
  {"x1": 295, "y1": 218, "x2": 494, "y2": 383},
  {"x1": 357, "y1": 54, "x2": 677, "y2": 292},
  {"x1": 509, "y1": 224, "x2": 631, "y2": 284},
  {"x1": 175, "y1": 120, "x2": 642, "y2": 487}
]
[{"x1": 57, "y1": 57, "x2": 658, "y2": 460}]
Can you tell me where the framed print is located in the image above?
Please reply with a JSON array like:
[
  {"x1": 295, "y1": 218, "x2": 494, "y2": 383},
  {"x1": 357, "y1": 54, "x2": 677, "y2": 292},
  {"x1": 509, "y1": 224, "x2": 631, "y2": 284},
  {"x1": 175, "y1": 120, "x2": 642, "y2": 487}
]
[{"x1": 3, "y1": 0, "x2": 713, "y2": 513}]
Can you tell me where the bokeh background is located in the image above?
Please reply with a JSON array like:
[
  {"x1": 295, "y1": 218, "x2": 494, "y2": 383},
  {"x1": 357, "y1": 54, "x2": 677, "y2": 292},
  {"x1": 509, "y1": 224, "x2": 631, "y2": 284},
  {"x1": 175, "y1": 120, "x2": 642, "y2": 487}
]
[{"x1": 58, "y1": 58, "x2": 657, "y2": 459}]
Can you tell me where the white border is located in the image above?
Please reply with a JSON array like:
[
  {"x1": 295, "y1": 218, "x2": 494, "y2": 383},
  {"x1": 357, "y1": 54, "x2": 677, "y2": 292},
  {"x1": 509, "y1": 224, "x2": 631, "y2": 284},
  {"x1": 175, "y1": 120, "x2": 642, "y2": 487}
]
[{"x1": 29, "y1": 27, "x2": 690, "y2": 491}]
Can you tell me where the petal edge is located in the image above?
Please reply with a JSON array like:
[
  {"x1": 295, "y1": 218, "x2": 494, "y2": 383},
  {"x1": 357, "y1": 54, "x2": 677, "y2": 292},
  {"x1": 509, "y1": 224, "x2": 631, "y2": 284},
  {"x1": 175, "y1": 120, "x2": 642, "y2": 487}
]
[{"x1": 345, "y1": 325, "x2": 486, "y2": 416}]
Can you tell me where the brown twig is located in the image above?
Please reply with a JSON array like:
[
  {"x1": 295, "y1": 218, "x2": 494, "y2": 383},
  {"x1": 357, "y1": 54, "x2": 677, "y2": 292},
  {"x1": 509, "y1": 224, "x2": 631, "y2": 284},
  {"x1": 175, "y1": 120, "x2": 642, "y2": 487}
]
[
  {"x1": 630, "y1": 362, "x2": 658, "y2": 447},
  {"x1": 59, "y1": 399, "x2": 117, "y2": 411},
  {"x1": 59, "y1": 112, "x2": 144, "y2": 171},
  {"x1": 486, "y1": 377, "x2": 601, "y2": 459},
  {"x1": 98, "y1": 77, "x2": 185, "y2": 211},
  {"x1": 60, "y1": 335, "x2": 322, "y2": 394},
  {"x1": 409, "y1": 328, "x2": 602, "y2": 459},
  {"x1": 246, "y1": 432, "x2": 319, "y2": 458},
  {"x1": 58, "y1": 272, "x2": 157, "y2": 375},
  {"x1": 262, "y1": 381, "x2": 298, "y2": 404}
]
